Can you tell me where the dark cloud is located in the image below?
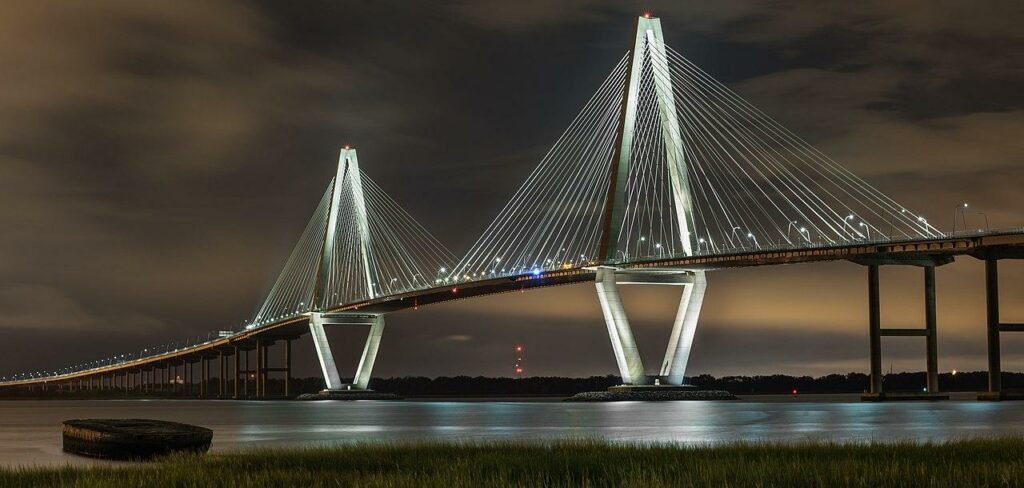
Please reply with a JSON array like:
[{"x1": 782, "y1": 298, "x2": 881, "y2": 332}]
[{"x1": 1, "y1": 1, "x2": 1022, "y2": 378}]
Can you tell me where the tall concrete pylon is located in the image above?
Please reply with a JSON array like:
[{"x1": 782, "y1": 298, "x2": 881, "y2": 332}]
[
  {"x1": 595, "y1": 15, "x2": 707, "y2": 386},
  {"x1": 308, "y1": 147, "x2": 385, "y2": 391}
]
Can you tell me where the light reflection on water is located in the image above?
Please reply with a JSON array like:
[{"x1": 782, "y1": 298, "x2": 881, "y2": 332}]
[{"x1": 2, "y1": 395, "x2": 1023, "y2": 467}]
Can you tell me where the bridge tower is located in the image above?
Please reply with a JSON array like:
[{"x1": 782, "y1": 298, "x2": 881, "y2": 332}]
[
  {"x1": 308, "y1": 147, "x2": 385, "y2": 392},
  {"x1": 595, "y1": 14, "x2": 707, "y2": 386}
]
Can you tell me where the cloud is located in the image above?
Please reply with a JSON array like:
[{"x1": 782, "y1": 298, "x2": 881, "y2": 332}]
[
  {"x1": 0, "y1": 1, "x2": 1022, "y2": 378},
  {"x1": 0, "y1": 284, "x2": 167, "y2": 332}
]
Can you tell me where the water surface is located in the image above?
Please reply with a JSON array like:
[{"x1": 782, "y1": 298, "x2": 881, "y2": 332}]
[{"x1": 3, "y1": 394, "x2": 1022, "y2": 467}]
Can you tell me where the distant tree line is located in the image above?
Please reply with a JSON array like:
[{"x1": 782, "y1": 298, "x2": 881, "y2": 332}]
[{"x1": 2, "y1": 371, "x2": 1021, "y2": 398}]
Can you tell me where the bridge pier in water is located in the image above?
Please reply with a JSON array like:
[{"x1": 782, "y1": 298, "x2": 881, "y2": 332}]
[
  {"x1": 595, "y1": 267, "x2": 706, "y2": 386},
  {"x1": 857, "y1": 255, "x2": 949, "y2": 401},
  {"x1": 309, "y1": 312, "x2": 385, "y2": 392},
  {"x1": 977, "y1": 253, "x2": 1024, "y2": 400}
]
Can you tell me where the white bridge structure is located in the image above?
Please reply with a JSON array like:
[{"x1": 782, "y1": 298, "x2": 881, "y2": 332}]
[{"x1": 4, "y1": 15, "x2": 1023, "y2": 400}]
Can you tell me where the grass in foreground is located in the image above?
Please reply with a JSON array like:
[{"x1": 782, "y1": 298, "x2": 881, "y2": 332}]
[{"x1": 4, "y1": 438, "x2": 1024, "y2": 487}]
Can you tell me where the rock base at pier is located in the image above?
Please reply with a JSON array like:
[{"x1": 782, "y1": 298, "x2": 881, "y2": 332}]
[
  {"x1": 565, "y1": 387, "x2": 737, "y2": 402},
  {"x1": 296, "y1": 389, "x2": 402, "y2": 401},
  {"x1": 860, "y1": 392, "x2": 950, "y2": 402}
]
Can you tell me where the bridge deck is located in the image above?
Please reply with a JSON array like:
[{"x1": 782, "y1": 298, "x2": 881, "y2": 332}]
[{"x1": 5, "y1": 230, "x2": 1024, "y2": 387}]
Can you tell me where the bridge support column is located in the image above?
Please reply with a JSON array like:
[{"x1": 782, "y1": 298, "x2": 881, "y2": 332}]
[
  {"x1": 309, "y1": 314, "x2": 343, "y2": 390},
  {"x1": 233, "y1": 346, "x2": 241, "y2": 399},
  {"x1": 221, "y1": 351, "x2": 227, "y2": 396},
  {"x1": 595, "y1": 268, "x2": 647, "y2": 384},
  {"x1": 258, "y1": 341, "x2": 269, "y2": 398},
  {"x1": 925, "y1": 266, "x2": 939, "y2": 393},
  {"x1": 661, "y1": 272, "x2": 708, "y2": 385},
  {"x1": 243, "y1": 348, "x2": 250, "y2": 398},
  {"x1": 855, "y1": 257, "x2": 949, "y2": 401},
  {"x1": 200, "y1": 358, "x2": 208, "y2": 398},
  {"x1": 354, "y1": 316, "x2": 385, "y2": 390},
  {"x1": 255, "y1": 340, "x2": 263, "y2": 398},
  {"x1": 868, "y1": 265, "x2": 882, "y2": 394},
  {"x1": 284, "y1": 339, "x2": 292, "y2": 398},
  {"x1": 309, "y1": 312, "x2": 386, "y2": 391},
  {"x1": 595, "y1": 267, "x2": 706, "y2": 386},
  {"x1": 985, "y1": 258, "x2": 1001, "y2": 394}
]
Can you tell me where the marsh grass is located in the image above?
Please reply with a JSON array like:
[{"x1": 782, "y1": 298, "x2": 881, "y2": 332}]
[{"x1": 3, "y1": 438, "x2": 1024, "y2": 487}]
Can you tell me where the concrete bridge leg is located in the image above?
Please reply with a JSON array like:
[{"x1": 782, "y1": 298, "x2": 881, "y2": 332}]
[
  {"x1": 218, "y1": 352, "x2": 226, "y2": 398},
  {"x1": 310, "y1": 313, "x2": 343, "y2": 390},
  {"x1": 859, "y1": 260, "x2": 947, "y2": 401},
  {"x1": 354, "y1": 316, "x2": 385, "y2": 390},
  {"x1": 661, "y1": 271, "x2": 707, "y2": 385},
  {"x1": 868, "y1": 264, "x2": 882, "y2": 394},
  {"x1": 233, "y1": 346, "x2": 241, "y2": 399},
  {"x1": 595, "y1": 268, "x2": 646, "y2": 385},
  {"x1": 284, "y1": 339, "x2": 292, "y2": 398},
  {"x1": 925, "y1": 266, "x2": 939, "y2": 393},
  {"x1": 985, "y1": 258, "x2": 1001, "y2": 394}
]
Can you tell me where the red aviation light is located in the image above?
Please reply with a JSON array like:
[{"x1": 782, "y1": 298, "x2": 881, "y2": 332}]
[
  {"x1": 451, "y1": 287, "x2": 458, "y2": 294},
  {"x1": 643, "y1": 11, "x2": 652, "y2": 19}
]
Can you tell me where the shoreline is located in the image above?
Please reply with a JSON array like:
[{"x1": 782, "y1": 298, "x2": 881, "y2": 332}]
[{"x1": 0, "y1": 391, "x2": 989, "y2": 402}]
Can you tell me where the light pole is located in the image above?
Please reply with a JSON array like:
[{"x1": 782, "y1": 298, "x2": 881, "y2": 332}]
[
  {"x1": 747, "y1": 232, "x2": 759, "y2": 249},
  {"x1": 787, "y1": 220, "x2": 799, "y2": 244},
  {"x1": 730, "y1": 226, "x2": 741, "y2": 247},
  {"x1": 859, "y1": 222, "x2": 871, "y2": 240},
  {"x1": 978, "y1": 212, "x2": 990, "y2": 232},
  {"x1": 844, "y1": 215, "x2": 855, "y2": 239},
  {"x1": 799, "y1": 226, "x2": 811, "y2": 244},
  {"x1": 953, "y1": 203, "x2": 968, "y2": 234}
]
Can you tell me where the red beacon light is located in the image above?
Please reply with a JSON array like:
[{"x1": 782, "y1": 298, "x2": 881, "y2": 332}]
[
  {"x1": 344, "y1": 144, "x2": 351, "y2": 150},
  {"x1": 451, "y1": 287, "x2": 458, "y2": 294},
  {"x1": 643, "y1": 11, "x2": 652, "y2": 19},
  {"x1": 791, "y1": 388, "x2": 798, "y2": 396}
]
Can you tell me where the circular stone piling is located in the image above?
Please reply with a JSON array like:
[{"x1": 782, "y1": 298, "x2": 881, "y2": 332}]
[
  {"x1": 62, "y1": 419, "x2": 212, "y2": 460},
  {"x1": 296, "y1": 389, "x2": 402, "y2": 401}
]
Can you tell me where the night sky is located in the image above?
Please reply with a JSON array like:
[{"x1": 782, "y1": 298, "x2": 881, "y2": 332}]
[{"x1": 2, "y1": 1, "x2": 1023, "y2": 380}]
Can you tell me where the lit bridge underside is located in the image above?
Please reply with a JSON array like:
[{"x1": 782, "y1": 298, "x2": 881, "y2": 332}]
[{"x1": 3, "y1": 15, "x2": 1022, "y2": 399}]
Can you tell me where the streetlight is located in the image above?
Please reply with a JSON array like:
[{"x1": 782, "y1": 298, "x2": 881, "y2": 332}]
[
  {"x1": 953, "y1": 203, "x2": 968, "y2": 234},
  {"x1": 799, "y1": 227, "x2": 810, "y2": 243},
  {"x1": 747, "y1": 232, "x2": 759, "y2": 249},
  {"x1": 844, "y1": 215, "x2": 855, "y2": 239},
  {"x1": 859, "y1": 222, "x2": 871, "y2": 240},
  {"x1": 917, "y1": 216, "x2": 930, "y2": 235},
  {"x1": 786, "y1": 220, "x2": 799, "y2": 244},
  {"x1": 978, "y1": 212, "x2": 990, "y2": 232}
]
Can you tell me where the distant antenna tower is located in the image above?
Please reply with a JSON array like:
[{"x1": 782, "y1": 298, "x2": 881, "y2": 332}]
[{"x1": 514, "y1": 344, "x2": 524, "y2": 378}]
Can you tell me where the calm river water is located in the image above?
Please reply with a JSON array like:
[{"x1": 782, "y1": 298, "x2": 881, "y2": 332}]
[{"x1": 3, "y1": 393, "x2": 1024, "y2": 467}]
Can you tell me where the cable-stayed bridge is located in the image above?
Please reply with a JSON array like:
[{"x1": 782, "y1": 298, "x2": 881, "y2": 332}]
[{"x1": 4, "y1": 15, "x2": 1023, "y2": 400}]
